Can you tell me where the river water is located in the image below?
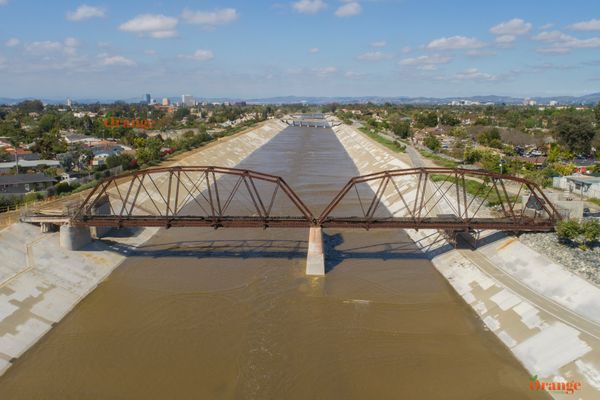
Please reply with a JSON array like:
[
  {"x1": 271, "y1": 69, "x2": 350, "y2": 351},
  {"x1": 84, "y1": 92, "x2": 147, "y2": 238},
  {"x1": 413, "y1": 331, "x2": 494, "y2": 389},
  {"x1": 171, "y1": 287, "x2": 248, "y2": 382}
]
[{"x1": 0, "y1": 126, "x2": 547, "y2": 399}]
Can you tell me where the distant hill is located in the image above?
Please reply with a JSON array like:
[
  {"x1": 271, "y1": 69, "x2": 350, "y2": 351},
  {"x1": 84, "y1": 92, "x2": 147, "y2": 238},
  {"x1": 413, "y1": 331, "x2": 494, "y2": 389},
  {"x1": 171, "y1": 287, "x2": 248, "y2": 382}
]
[{"x1": 1, "y1": 93, "x2": 600, "y2": 106}]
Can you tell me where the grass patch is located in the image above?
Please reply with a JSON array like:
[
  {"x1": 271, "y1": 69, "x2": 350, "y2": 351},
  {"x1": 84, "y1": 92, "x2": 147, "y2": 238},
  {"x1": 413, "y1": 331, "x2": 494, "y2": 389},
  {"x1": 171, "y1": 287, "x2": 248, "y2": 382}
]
[
  {"x1": 589, "y1": 198, "x2": 600, "y2": 207},
  {"x1": 430, "y1": 174, "x2": 516, "y2": 207},
  {"x1": 358, "y1": 127, "x2": 405, "y2": 153},
  {"x1": 418, "y1": 150, "x2": 459, "y2": 168}
]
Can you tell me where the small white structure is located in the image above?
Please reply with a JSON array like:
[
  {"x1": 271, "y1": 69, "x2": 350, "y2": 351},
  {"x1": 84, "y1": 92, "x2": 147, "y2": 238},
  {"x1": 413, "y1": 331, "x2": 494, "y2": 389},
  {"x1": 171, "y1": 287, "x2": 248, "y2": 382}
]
[{"x1": 553, "y1": 175, "x2": 600, "y2": 199}]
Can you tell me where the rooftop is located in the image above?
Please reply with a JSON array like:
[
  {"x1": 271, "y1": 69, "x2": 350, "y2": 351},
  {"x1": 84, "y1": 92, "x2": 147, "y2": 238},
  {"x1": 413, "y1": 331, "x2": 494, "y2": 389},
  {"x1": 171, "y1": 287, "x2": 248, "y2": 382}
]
[
  {"x1": 566, "y1": 175, "x2": 600, "y2": 185},
  {"x1": 0, "y1": 173, "x2": 56, "y2": 185}
]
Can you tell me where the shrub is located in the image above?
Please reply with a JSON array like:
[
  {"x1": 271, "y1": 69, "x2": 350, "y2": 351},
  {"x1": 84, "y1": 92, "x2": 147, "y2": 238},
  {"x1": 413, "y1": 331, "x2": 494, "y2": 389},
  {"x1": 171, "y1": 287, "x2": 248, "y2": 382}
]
[
  {"x1": 582, "y1": 219, "x2": 600, "y2": 244},
  {"x1": 55, "y1": 182, "x2": 73, "y2": 195},
  {"x1": 556, "y1": 219, "x2": 600, "y2": 248},
  {"x1": 556, "y1": 219, "x2": 582, "y2": 243}
]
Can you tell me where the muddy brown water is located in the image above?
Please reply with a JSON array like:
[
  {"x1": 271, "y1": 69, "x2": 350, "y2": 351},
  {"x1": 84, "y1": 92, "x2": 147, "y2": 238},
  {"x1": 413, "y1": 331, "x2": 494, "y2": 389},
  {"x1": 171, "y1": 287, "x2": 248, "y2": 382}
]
[{"x1": 0, "y1": 127, "x2": 548, "y2": 399}]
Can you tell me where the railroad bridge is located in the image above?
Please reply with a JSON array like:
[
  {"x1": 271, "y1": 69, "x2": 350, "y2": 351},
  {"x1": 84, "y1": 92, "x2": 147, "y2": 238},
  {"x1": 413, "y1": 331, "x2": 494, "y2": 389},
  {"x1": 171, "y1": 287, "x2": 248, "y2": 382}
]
[{"x1": 22, "y1": 166, "x2": 561, "y2": 275}]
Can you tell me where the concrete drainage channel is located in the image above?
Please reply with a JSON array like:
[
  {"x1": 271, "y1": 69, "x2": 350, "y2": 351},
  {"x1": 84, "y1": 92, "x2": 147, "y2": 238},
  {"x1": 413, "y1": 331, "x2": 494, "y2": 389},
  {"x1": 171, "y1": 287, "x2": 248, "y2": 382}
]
[
  {"x1": 0, "y1": 120, "x2": 288, "y2": 376},
  {"x1": 331, "y1": 123, "x2": 600, "y2": 399},
  {"x1": 2, "y1": 121, "x2": 600, "y2": 398}
]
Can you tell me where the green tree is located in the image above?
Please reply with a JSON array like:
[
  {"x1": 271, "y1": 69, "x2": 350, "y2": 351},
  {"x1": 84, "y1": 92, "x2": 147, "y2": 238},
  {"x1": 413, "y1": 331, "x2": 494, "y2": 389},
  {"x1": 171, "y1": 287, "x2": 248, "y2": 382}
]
[
  {"x1": 415, "y1": 111, "x2": 438, "y2": 128},
  {"x1": 440, "y1": 113, "x2": 460, "y2": 126},
  {"x1": 555, "y1": 113, "x2": 596, "y2": 154},
  {"x1": 477, "y1": 127, "x2": 502, "y2": 148},
  {"x1": 38, "y1": 114, "x2": 57, "y2": 133},
  {"x1": 388, "y1": 114, "x2": 411, "y2": 138},
  {"x1": 424, "y1": 134, "x2": 441, "y2": 152},
  {"x1": 16, "y1": 99, "x2": 44, "y2": 113},
  {"x1": 34, "y1": 130, "x2": 67, "y2": 159},
  {"x1": 595, "y1": 101, "x2": 600, "y2": 124}
]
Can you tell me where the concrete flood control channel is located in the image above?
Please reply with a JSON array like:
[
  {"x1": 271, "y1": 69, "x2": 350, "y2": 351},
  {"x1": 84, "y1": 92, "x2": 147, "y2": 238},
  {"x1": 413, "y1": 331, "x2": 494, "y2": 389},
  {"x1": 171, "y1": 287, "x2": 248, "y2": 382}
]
[{"x1": 0, "y1": 125, "x2": 547, "y2": 399}]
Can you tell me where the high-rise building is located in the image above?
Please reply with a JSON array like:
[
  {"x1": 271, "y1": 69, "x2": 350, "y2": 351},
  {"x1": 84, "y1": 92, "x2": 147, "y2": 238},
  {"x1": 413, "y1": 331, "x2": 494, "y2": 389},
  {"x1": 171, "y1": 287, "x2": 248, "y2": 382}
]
[
  {"x1": 66, "y1": 98, "x2": 72, "y2": 107},
  {"x1": 162, "y1": 97, "x2": 170, "y2": 106},
  {"x1": 145, "y1": 93, "x2": 151, "y2": 104},
  {"x1": 181, "y1": 94, "x2": 195, "y2": 107}
]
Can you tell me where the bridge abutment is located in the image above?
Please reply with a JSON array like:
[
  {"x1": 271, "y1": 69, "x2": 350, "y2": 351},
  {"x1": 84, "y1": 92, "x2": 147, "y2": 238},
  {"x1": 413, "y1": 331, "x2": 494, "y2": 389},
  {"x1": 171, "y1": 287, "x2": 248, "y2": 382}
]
[
  {"x1": 306, "y1": 227, "x2": 325, "y2": 276},
  {"x1": 60, "y1": 225, "x2": 93, "y2": 250}
]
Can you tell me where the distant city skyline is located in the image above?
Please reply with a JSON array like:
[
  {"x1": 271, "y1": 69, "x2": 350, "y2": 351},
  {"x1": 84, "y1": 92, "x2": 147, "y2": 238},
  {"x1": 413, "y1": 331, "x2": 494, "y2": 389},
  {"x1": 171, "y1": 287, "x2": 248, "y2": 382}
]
[{"x1": 1, "y1": 0, "x2": 600, "y2": 98}]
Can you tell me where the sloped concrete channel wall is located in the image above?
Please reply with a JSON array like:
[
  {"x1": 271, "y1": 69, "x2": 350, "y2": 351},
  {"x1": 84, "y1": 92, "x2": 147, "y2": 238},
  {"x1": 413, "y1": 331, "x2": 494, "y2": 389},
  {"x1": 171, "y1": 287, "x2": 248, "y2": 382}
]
[
  {"x1": 0, "y1": 120, "x2": 287, "y2": 376},
  {"x1": 332, "y1": 124, "x2": 600, "y2": 399}
]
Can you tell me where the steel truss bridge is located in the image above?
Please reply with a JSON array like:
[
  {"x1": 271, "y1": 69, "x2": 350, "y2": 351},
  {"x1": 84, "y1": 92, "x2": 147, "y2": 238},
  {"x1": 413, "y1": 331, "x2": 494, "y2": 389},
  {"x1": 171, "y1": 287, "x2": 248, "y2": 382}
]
[{"x1": 47, "y1": 166, "x2": 561, "y2": 232}]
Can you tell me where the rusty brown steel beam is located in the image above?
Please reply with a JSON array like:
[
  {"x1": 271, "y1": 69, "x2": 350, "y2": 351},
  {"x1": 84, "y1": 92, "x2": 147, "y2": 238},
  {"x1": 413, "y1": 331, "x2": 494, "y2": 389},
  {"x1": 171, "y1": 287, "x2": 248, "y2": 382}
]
[
  {"x1": 71, "y1": 215, "x2": 555, "y2": 231},
  {"x1": 65, "y1": 166, "x2": 561, "y2": 233}
]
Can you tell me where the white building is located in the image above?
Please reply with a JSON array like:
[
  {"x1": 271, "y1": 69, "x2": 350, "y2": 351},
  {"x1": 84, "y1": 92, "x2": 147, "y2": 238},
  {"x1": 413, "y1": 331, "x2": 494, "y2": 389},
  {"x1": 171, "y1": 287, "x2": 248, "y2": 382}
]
[
  {"x1": 181, "y1": 95, "x2": 195, "y2": 107},
  {"x1": 553, "y1": 175, "x2": 600, "y2": 199},
  {"x1": 162, "y1": 97, "x2": 170, "y2": 106},
  {"x1": 62, "y1": 133, "x2": 101, "y2": 145}
]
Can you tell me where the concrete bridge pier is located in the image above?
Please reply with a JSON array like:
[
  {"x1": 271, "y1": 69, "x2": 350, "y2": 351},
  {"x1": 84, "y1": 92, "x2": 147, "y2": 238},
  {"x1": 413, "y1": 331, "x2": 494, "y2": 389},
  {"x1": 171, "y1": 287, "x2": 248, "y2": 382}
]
[
  {"x1": 40, "y1": 223, "x2": 57, "y2": 233},
  {"x1": 306, "y1": 226, "x2": 325, "y2": 276},
  {"x1": 60, "y1": 224, "x2": 93, "y2": 250}
]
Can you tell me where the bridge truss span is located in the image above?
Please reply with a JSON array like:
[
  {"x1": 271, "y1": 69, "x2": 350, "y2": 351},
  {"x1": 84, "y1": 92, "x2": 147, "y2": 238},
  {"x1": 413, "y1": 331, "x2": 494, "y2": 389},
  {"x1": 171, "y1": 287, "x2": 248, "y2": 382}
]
[
  {"x1": 73, "y1": 166, "x2": 315, "y2": 228},
  {"x1": 317, "y1": 167, "x2": 561, "y2": 231},
  {"x1": 46, "y1": 166, "x2": 561, "y2": 232}
]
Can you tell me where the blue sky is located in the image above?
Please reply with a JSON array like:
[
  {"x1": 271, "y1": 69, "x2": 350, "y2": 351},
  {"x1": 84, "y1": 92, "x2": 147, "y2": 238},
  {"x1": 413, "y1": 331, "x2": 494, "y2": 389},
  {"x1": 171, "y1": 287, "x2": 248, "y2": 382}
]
[{"x1": 1, "y1": 0, "x2": 600, "y2": 99}]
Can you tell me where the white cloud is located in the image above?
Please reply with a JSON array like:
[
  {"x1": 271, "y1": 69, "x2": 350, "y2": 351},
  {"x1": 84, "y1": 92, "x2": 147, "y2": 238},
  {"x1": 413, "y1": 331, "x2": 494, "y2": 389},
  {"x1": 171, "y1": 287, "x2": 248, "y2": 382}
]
[
  {"x1": 371, "y1": 41, "x2": 386, "y2": 48},
  {"x1": 26, "y1": 41, "x2": 63, "y2": 54},
  {"x1": 144, "y1": 49, "x2": 157, "y2": 55},
  {"x1": 149, "y1": 30, "x2": 178, "y2": 39},
  {"x1": 426, "y1": 36, "x2": 485, "y2": 50},
  {"x1": 0, "y1": 0, "x2": 8, "y2": 5},
  {"x1": 66, "y1": 5, "x2": 105, "y2": 21},
  {"x1": 455, "y1": 68, "x2": 497, "y2": 81},
  {"x1": 5, "y1": 38, "x2": 20, "y2": 47},
  {"x1": 466, "y1": 49, "x2": 497, "y2": 57},
  {"x1": 534, "y1": 30, "x2": 600, "y2": 53},
  {"x1": 181, "y1": 8, "x2": 239, "y2": 29},
  {"x1": 309, "y1": 47, "x2": 320, "y2": 53},
  {"x1": 345, "y1": 71, "x2": 365, "y2": 79},
  {"x1": 495, "y1": 35, "x2": 516, "y2": 47},
  {"x1": 454, "y1": 68, "x2": 497, "y2": 81},
  {"x1": 313, "y1": 66, "x2": 337, "y2": 76},
  {"x1": 119, "y1": 14, "x2": 178, "y2": 38},
  {"x1": 180, "y1": 49, "x2": 215, "y2": 61},
  {"x1": 293, "y1": 0, "x2": 326, "y2": 14},
  {"x1": 399, "y1": 54, "x2": 452, "y2": 66},
  {"x1": 569, "y1": 19, "x2": 600, "y2": 31},
  {"x1": 540, "y1": 23, "x2": 554, "y2": 30},
  {"x1": 490, "y1": 18, "x2": 532, "y2": 36},
  {"x1": 357, "y1": 51, "x2": 391, "y2": 61},
  {"x1": 335, "y1": 1, "x2": 361, "y2": 17},
  {"x1": 25, "y1": 38, "x2": 80, "y2": 56},
  {"x1": 64, "y1": 37, "x2": 80, "y2": 48},
  {"x1": 401, "y1": 46, "x2": 412, "y2": 53},
  {"x1": 533, "y1": 30, "x2": 571, "y2": 42},
  {"x1": 100, "y1": 55, "x2": 136, "y2": 66}
]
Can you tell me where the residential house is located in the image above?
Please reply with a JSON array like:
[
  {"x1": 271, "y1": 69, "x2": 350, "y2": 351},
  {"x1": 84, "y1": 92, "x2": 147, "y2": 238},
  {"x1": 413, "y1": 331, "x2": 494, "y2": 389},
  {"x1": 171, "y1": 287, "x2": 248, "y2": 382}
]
[{"x1": 0, "y1": 173, "x2": 56, "y2": 197}]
